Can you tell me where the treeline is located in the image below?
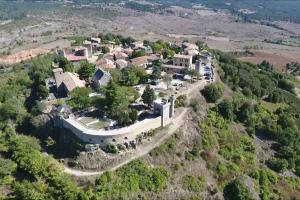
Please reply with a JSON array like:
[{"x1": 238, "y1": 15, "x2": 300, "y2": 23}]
[
  {"x1": 212, "y1": 51, "x2": 300, "y2": 176},
  {"x1": 0, "y1": 54, "x2": 91, "y2": 199},
  {"x1": 0, "y1": 52, "x2": 170, "y2": 199}
]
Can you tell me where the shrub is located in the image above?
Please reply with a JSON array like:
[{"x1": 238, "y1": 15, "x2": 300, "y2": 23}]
[
  {"x1": 223, "y1": 179, "x2": 254, "y2": 200},
  {"x1": 266, "y1": 158, "x2": 288, "y2": 173},
  {"x1": 103, "y1": 144, "x2": 118, "y2": 154},
  {"x1": 150, "y1": 137, "x2": 177, "y2": 157},
  {"x1": 185, "y1": 151, "x2": 196, "y2": 161},
  {"x1": 175, "y1": 95, "x2": 187, "y2": 108},
  {"x1": 268, "y1": 89, "x2": 285, "y2": 103},
  {"x1": 217, "y1": 100, "x2": 234, "y2": 120},
  {"x1": 242, "y1": 87, "x2": 252, "y2": 97},
  {"x1": 278, "y1": 79, "x2": 294, "y2": 94},
  {"x1": 182, "y1": 175, "x2": 205, "y2": 192},
  {"x1": 201, "y1": 83, "x2": 223, "y2": 103},
  {"x1": 95, "y1": 160, "x2": 170, "y2": 199},
  {"x1": 189, "y1": 98, "x2": 201, "y2": 111}
]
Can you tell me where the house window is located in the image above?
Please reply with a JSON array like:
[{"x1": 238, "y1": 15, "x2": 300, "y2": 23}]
[
  {"x1": 112, "y1": 139, "x2": 116, "y2": 142},
  {"x1": 89, "y1": 138, "x2": 92, "y2": 142},
  {"x1": 100, "y1": 140, "x2": 104, "y2": 143}
]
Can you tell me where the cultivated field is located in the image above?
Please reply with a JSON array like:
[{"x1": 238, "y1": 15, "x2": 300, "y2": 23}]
[{"x1": 0, "y1": 2, "x2": 300, "y2": 65}]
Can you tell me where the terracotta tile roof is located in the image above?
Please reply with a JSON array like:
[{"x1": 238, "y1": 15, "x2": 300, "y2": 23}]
[{"x1": 62, "y1": 72, "x2": 86, "y2": 92}]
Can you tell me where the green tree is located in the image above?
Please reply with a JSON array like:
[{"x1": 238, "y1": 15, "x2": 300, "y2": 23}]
[
  {"x1": 278, "y1": 79, "x2": 294, "y2": 94},
  {"x1": 114, "y1": 109, "x2": 138, "y2": 126},
  {"x1": 67, "y1": 87, "x2": 91, "y2": 110},
  {"x1": 266, "y1": 158, "x2": 288, "y2": 173},
  {"x1": 57, "y1": 57, "x2": 74, "y2": 72},
  {"x1": 105, "y1": 81, "x2": 131, "y2": 124},
  {"x1": 132, "y1": 66, "x2": 148, "y2": 84},
  {"x1": 238, "y1": 102, "x2": 255, "y2": 123},
  {"x1": 151, "y1": 65, "x2": 162, "y2": 80},
  {"x1": 131, "y1": 50, "x2": 146, "y2": 59},
  {"x1": 121, "y1": 67, "x2": 139, "y2": 86},
  {"x1": 37, "y1": 84, "x2": 49, "y2": 99},
  {"x1": 129, "y1": 109, "x2": 138, "y2": 123},
  {"x1": 268, "y1": 89, "x2": 285, "y2": 103},
  {"x1": 162, "y1": 49, "x2": 175, "y2": 59},
  {"x1": 218, "y1": 100, "x2": 234, "y2": 120},
  {"x1": 78, "y1": 61, "x2": 95, "y2": 82},
  {"x1": 142, "y1": 85, "x2": 156, "y2": 107},
  {"x1": 223, "y1": 179, "x2": 254, "y2": 200},
  {"x1": 13, "y1": 180, "x2": 51, "y2": 200},
  {"x1": 0, "y1": 158, "x2": 17, "y2": 178},
  {"x1": 201, "y1": 83, "x2": 223, "y2": 103}
]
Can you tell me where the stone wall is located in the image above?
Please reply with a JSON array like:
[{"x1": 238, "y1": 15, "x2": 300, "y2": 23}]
[{"x1": 60, "y1": 116, "x2": 162, "y2": 146}]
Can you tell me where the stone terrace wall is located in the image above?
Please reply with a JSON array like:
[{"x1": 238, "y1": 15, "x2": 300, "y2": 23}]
[{"x1": 61, "y1": 116, "x2": 163, "y2": 146}]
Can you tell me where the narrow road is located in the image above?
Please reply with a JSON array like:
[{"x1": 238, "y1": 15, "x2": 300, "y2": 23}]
[{"x1": 64, "y1": 79, "x2": 208, "y2": 176}]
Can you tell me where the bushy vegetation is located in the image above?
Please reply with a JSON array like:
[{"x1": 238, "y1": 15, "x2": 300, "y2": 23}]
[
  {"x1": 0, "y1": 33, "x2": 299, "y2": 199},
  {"x1": 215, "y1": 51, "x2": 300, "y2": 176},
  {"x1": 150, "y1": 136, "x2": 177, "y2": 157},
  {"x1": 201, "y1": 83, "x2": 223, "y2": 103},
  {"x1": 182, "y1": 175, "x2": 205, "y2": 192},
  {"x1": 104, "y1": 81, "x2": 139, "y2": 126},
  {"x1": 68, "y1": 87, "x2": 91, "y2": 110},
  {"x1": 98, "y1": 33, "x2": 135, "y2": 46},
  {"x1": 175, "y1": 95, "x2": 187, "y2": 108},
  {"x1": 141, "y1": 85, "x2": 156, "y2": 107},
  {"x1": 223, "y1": 179, "x2": 253, "y2": 200},
  {"x1": 146, "y1": 40, "x2": 181, "y2": 56},
  {"x1": 54, "y1": 56, "x2": 74, "y2": 72},
  {"x1": 121, "y1": 66, "x2": 148, "y2": 86},
  {"x1": 130, "y1": 50, "x2": 146, "y2": 59},
  {"x1": 95, "y1": 160, "x2": 170, "y2": 199},
  {"x1": 77, "y1": 61, "x2": 95, "y2": 82}
]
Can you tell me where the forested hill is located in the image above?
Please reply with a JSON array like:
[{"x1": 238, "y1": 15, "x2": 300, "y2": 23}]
[{"x1": 0, "y1": 38, "x2": 299, "y2": 199}]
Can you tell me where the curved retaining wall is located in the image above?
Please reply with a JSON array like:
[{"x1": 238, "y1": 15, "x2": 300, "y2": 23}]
[{"x1": 61, "y1": 116, "x2": 163, "y2": 146}]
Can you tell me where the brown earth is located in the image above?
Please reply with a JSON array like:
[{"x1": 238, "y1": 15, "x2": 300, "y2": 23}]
[
  {"x1": 1, "y1": 4, "x2": 300, "y2": 66},
  {"x1": 239, "y1": 51, "x2": 300, "y2": 72},
  {"x1": 0, "y1": 48, "x2": 50, "y2": 65}
]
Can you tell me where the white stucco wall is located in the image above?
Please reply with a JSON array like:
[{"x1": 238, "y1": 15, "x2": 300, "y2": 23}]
[{"x1": 61, "y1": 116, "x2": 164, "y2": 146}]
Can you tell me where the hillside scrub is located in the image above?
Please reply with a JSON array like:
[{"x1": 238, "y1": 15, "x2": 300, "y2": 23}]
[
  {"x1": 0, "y1": 40, "x2": 299, "y2": 199},
  {"x1": 95, "y1": 160, "x2": 170, "y2": 199},
  {"x1": 223, "y1": 179, "x2": 254, "y2": 200},
  {"x1": 201, "y1": 83, "x2": 224, "y2": 103}
]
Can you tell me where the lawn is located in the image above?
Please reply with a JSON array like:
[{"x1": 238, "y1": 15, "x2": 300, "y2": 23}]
[
  {"x1": 77, "y1": 117, "x2": 109, "y2": 130},
  {"x1": 88, "y1": 120, "x2": 110, "y2": 130}
]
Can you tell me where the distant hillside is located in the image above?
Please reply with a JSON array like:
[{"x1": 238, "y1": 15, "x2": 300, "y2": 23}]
[{"x1": 1, "y1": 0, "x2": 300, "y2": 23}]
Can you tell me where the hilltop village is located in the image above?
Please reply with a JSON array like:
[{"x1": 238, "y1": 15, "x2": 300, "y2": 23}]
[{"x1": 45, "y1": 34, "x2": 214, "y2": 151}]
